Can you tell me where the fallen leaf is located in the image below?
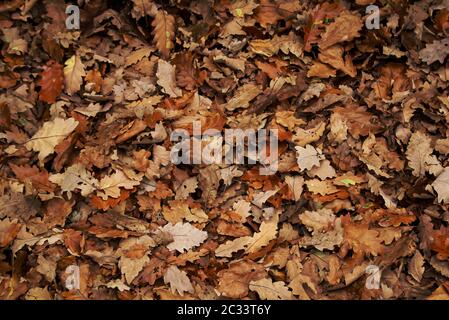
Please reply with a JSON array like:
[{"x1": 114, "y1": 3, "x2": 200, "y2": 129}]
[
  {"x1": 156, "y1": 59, "x2": 182, "y2": 97},
  {"x1": 164, "y1": 265, "x2": 194, "y2": 296},
  {"x1": 38, "y1": 61, "x2": 63, "y2": 104},
  {"x1": 249, "y1": 278, "x2": 294, "y2": 300},
  {"x1": 25, "y1": 117, "x2": 79, "y2": 162},
  {"x1": 157, "y1": 222, "x2": 208, "y2": 253},
  {"x1": 63, "y1": 55, "x2": 86, "y2": 95}
]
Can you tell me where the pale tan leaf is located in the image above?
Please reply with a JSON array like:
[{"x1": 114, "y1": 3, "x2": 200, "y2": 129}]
[
  {"x1": 299, "y1": 208, "x2": 335, "y2": 234},
  {"x1": 97, "y1": 170, "x2": 142, "y2": 200},
  {"x1": 156, "y1": 59, "x2": 182, "y2": 97},
  {"x1": 295, "y1": 145, "x2": 324, "y2": 172},
  {"x1": 25, "y1": 117, "x2": 78, "y2": 162},
  {"x1": 308, "y1": 159, "x2": 336, "y2": 180},
  {"x1": 305, "y1": 179, "x2": 339, "y2": 195},
  {"x1": 175, "y1": 177, "x2": 198, "y2": 200},
  {"x1": 164, "y1": 265, "x2": 194, "y2": 296},
  {"x1": 49, "y1": 164, "x2": 98, "y2": 198},
  {"x1": 285, "y1": 176, "x2": 304, "y2": 201},
  {"x1": 249, "y1": 278, "x2": 294, "y2": 300},
  {"x1": 158, "y1": 222, "x2": 208, "y2": 253},
  {"x1": 407, "y1": 131, "x2": 443, "y2": 177},
  {"x1": 430, "y1": 167, "x2": 449, "y2": 203},
  {"x1": 246, "y1": 211, "x2": 279, "y2": 254},
  {"x1": 215, "y1": 236, "x2": 252, "y2": 258}
]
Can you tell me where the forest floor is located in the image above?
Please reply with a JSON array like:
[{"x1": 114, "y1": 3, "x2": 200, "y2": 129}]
[{"x1": 0, "y1": 0, "x2": 449, "y2": 300}]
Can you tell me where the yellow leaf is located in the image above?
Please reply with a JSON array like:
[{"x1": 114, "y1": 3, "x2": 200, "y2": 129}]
[{"x1": 63, "y1": 55, "x2": 86, "y2": 95}]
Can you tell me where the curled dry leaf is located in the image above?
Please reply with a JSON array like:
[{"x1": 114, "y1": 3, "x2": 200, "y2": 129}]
[{"x1": 152, "y1": 10, "x2": 176, "y2": 60}]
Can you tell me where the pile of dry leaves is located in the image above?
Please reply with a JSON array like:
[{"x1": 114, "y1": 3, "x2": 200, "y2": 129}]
[{"x1": 1, "y1": 0, "x2": 449, "y2": 300}]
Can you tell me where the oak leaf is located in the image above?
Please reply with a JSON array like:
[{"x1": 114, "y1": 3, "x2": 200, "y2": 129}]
[
  {"x1": 406, "y1": 131, "x2": 442, "y2": 177},
  {"x1": 164, "y1": 265, "x2": 194, "y2": 296},
  {"x1": 10, "y1": 164, "x2": 55, "y2": 193},
  {"x1": 63, "y1": 55, "x2": 86, "y2": 95},
  {"x1": 222, "y1": 83, "x2": 262, "y2": 111},
  {"x1": 319, "y1": 13, "x2": 363, "y2": 49},
  {"x1": 97, "y1": 169, "x2": 142, "y2": 200},
  {"x1": 217, "y1": 260, "x2": 266, "y2": 299},
  {"x1": 215, "y1": 211, "x2": 279, "y2": 257},
  {"x1": 295, "y1": 145, "x2": 324, "y2": 172},
  {"x1": 409, "y1": 251, "x2": 425, "y2": 282},
  {"x1": 49, "y1": 164, "x2": 98, "y2": 198},
  {"x1": 156, "y1": 59, "x2": 182, "y2": 97},
  {"x1": 304, "y1": 2, "x2": 344, "y2": 51},
  {"x1": 117, "y1": 235, "x2": 156, "y2": 284},
  {"x1": 284, "y1": 176, "x2": 304, "y2": 201},
  {"x1": 419, "y1": 39, "x2": 449, "y2": 65},
  {"x1": 38, "y1": 61, "x2": 63, "y2": 104},
  {"x1": 344, "y1": 223, "x2": 385, "y2": 256},
  {"x1": 299, "y1": 208, "x2": 335, "y2": 234},
  {"x1": 431, "y1": 167, "x2": 449, "y2": 203},
  {"x1": 298, "y1": 217, "x2": 344, "y2": 251},
  {"x1": 308, "y1": 159, "x2": 336, "y2": 180},
  {"x1": 0, "y1": 218, "x2": 21, "y2": 247},
  {"x1": 249, "y1": 278, "x2": 294, "y2": 300},
  {"x1": 157, "y1": 222, "x2": 208, "y2": 253},
  {"x1": 319, "y1": 45, "x2": 356, "y2": 77},
  {"x1": 131, "y1": 0, "x2": 158, "y2": 19},
  {"x1": 305, "y1": 179, "x2": 339, "y2": 195},
  {"x1": 25, "y1": 117, "x2": 79, "y2": 162},
  {"x1": 254, "y1": 0, "x2": 283, "y2": 28}
]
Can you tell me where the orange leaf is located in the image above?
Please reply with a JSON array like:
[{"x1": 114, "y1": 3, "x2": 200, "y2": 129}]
[
  {"x1": 0, "y1": 219, "x2": 21, "y2": 248},
  {"x1": 91, "y1": 189, "x2": 131, "y2": 211},
  {"x1": 431, "y1": 227, "x2": 449, "y2": 260},
  {"x1": 10, "y1": 163, "x2": 55, "y2": 193},
  {"x1": 85, "y1": 69, "x2": 103, "y2": 93},
  {"x1": 303, "y1": 3, "x2": 344, "y2": 52},
  {"x1": 38, "y1": 60, "x2": 63, "y2": 104}
]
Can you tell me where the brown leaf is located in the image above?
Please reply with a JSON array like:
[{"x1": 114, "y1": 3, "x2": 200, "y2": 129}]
[
  {"x1": 303, "y1": 2, "x2": 344, "y2": 51},
  {"x1": 173, "y1": 52, "x2": 203, "y2": 91},
  {"x1": 0, "y1": 218, "x2": 21, "y2": 247},
  {"x1": 318, "y1": 12, "x2": 363, "y2": 49},
  {"x1": 10, "y1": 164, "x2": 56, "y2": 193},
  {"x1": 38, "y1": 60, "x2": 63, "y2": 104},
  {"x1": 152, "y1": 9, "x2": 176, "y2": 60},
  {"x1": 255, "y1": 0, "x2": 283, "y2": 28},
  {"x1": 344, "y1": 223, "x2": 385, "y2": 257},
  {"x1": 332, "y1": 104, "x2": 382, "y2": 138},
  {"x1": 319, "y1": 45, "x2": 356, "y2": 77},
  {"x1": 217, "y1": 260, "x2": 267, "y2": 298}
]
